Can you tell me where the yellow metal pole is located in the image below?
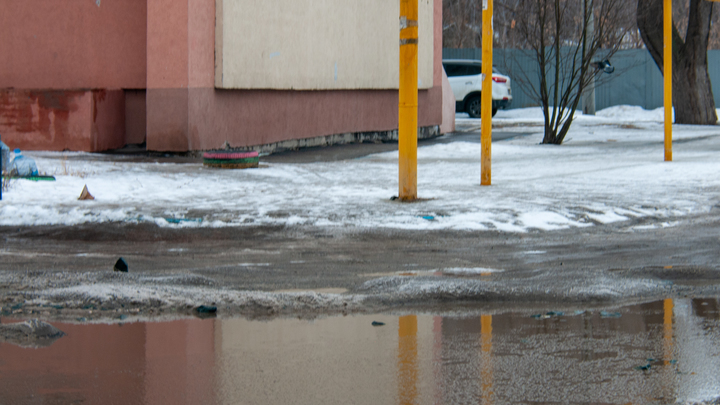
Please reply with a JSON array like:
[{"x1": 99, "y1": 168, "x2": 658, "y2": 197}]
[
  {"x1": 481, "y1": 0, "x2": 493, "y2": 186},
  {"x1": 399, "y1": 0, "x2": 419, "y2": 201},
  {"x1": 664, "y1": 0, "x2": 673, "y2": 161}
]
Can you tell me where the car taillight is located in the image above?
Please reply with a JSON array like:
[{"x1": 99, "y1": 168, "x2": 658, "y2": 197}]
[{"x1": 492, "y1": 76, "x2": 507, "y2": 83}]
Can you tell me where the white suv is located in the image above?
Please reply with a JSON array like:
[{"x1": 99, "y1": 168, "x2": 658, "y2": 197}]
[{"x1": 442, "y1": 59, "x2": 512, "y2": 118}]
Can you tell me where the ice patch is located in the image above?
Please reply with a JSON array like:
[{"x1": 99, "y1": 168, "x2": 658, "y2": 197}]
[
  {"x1": 355, "y1": 273, "x2": 664, "y2": 303},
  {"x1": 631, "y1": 221, "x2": 679, "y2": 231},
  {"x1": 442, "y1": 267, "x2": 504, "y2": 275},
  {"x1": 32, "y1": 282, "x2": 365, "y2": 313},
  {"x1": 586, "y1": 211, "x2": 628, "y2": 224}
]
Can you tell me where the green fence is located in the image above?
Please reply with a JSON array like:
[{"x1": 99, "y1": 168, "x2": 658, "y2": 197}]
[{"x1": 443, "y1": 48, "x2": 720, "y2": 111}]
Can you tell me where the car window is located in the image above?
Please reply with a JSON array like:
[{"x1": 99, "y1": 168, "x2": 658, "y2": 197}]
[
  {"x1": 443, "y1": 62, "x2": 485, "y2": 77},
  {"x1": 466, "y1": 65, "x2": 482, "y2": 76},
  {"x1": 453, "y1": 65, "x2": 471, "y2": 76},
  {"x1": 443, "y1": 64, "x2": 462, "y2": 77}
]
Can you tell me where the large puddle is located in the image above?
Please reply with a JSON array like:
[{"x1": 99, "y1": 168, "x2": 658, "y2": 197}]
[{"x1": 1, "y1": 299, "x2": 719, "y2": 404}]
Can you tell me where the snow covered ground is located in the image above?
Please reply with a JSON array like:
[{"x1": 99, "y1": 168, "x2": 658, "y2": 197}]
[{"x1": 2, "y1": 105, "x2": 720, "y2": 232}]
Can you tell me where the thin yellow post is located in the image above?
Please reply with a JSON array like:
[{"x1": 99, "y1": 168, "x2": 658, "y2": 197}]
[
  {"x1": 481, "y1": 0, "x2": 493, "y2": 185},
  {"x1": 399, "y1": 0, "x2": 419, "y2": 201},
  {"x1": 664, "y1": 0, "x2": 673, "y2": 161}
]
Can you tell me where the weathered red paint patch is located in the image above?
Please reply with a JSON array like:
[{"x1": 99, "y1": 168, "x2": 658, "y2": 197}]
[{"x1": 0, "y1": 89, "x2": 124, "y2": 152}]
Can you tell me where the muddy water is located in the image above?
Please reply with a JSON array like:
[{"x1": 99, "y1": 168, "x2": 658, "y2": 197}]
[{"x1": 1, "y1": 299, "x2": 719, "y2": 405}]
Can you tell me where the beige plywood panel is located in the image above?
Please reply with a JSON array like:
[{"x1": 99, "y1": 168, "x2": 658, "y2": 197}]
[{"x1": 215, "y1": 0, "x2": 434, "y2": 90}]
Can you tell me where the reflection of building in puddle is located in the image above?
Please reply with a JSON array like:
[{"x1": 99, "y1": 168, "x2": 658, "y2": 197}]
[
  {"x1": 434, "y1": 315, "x2": 492, "y2": 404},
  {"x1": 661, "y1": 299, "x2": 675, "y2": 402},
  {"x1": 1, "y1": 298, "x2": 718, "y2": 404},
  {"x1": 429, "y1": 300, "x2": 720, "y2": 404},
  {"x1": 216, "y1": 315, "x2": 437, "y2": 405},
  {"x1": 0, "y1": 318, "x2": 216, "y2": 405},
  {"x1": 674, "y1": 298, "x2": 720, "y2": 404},
  {"x1": 217, "y1": 315, "x2": 450, "y2": 405},
  {"x1": 429, "y1": 314, "x2": 495, "y2": 404}
]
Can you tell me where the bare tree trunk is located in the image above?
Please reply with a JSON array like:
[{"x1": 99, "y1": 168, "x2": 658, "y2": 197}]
[{"x1": 637, "y1": 0, "x2": 717, "y2": 125}]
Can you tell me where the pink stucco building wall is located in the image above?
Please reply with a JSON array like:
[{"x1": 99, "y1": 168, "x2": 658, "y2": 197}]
[{"x1": 0, "y1": 0, "x2": 449, "y2": 153}]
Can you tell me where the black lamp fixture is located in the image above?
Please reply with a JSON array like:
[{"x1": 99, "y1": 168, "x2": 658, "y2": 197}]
[{"x1": 591, "y1": 59, "x2": 615, "y2": 74}]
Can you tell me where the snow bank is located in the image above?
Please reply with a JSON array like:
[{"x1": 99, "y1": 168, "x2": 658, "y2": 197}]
[{"x1": 2, "y1": 107, "x2": 720, "y2": 232}]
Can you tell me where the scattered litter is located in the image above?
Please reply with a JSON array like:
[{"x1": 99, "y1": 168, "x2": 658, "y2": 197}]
[
  {"x1": 390, "y1": 196, "x2": 398, "y2": 201},
  {"x1": 532, "y1": 311, "x2": 564, "y2": 319},
  {"x1": 635, "y1": 363, "x2": 652, "y2": 371},
  {"x1": 574, "y1": 310, "x2": 586, "y2": 315},
  {"x1": 421, "y1": 216, "x2": 435, "y2": 221},
  {"x1": 600, "y1": 311, "x2": 622, "y2": 318},
  {"x1": 164, "y1": 217, "x2": 203, "y2": 224},
  {"x1": 0, "y1": 140, "x2": 9, "y2": 172},
  {"x1": 78, "y1": 185, "x2": 94, "y2": 200},
  {"x1": 118, "y1": 314, "x2": 128, "y2": 320},
  {"x1": 76, "y1": 317, "x2": 87, "y2": 322},
  {"x1": 113, "y1": 258, "x2": 128, "y2": 273},
  {"x1": 194, "y1": 305, "x2": 217, "y2": 313},
  {"x1": 9, "y1": 149, "x2": 38, "y2": 177},
  {"x1": 371, "y1": 321, "x2": 385, "y2": 326}
]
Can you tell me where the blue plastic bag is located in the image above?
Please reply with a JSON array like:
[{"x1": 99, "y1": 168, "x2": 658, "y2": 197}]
[
  {"x1": 0, "y1": 140, "x2": 9, "y2": 174},
  {"x1": 11, "y1": 149, "x2": 39, "y2": 177}
]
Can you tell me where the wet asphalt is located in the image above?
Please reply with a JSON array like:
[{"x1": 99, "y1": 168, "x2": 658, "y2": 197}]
[
  {"x1": 3, "y1": 124, "x2": 720, "y2": 404},
  {"x1": 1, "y1": 125, "x2": 720, "y2": 316},
  {"x1": 1, "y1": 209, "x2": 720, "y2": 298}
]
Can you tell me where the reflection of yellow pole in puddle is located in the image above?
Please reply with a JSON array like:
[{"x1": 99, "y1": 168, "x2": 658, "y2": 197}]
[
  {"x1": 662, "y1": 298, "x2": 674, "y2": 402},
  {"x1": 481, "y1": 315, "x2": 494, "y2": 404},
  {"x1": 398, "y1": 315, "x2": 418, "y2": 405},
  {"x1": 663, "y1": 299, "x2": 673, "y2": 365}
]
